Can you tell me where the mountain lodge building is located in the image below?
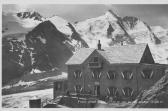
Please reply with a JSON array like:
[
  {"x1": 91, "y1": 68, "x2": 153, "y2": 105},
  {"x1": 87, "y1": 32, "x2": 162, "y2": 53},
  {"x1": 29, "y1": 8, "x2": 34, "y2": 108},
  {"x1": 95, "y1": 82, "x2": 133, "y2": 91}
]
[{"x1": 54, "y1": 41, "x2": 166, "y2": 101}]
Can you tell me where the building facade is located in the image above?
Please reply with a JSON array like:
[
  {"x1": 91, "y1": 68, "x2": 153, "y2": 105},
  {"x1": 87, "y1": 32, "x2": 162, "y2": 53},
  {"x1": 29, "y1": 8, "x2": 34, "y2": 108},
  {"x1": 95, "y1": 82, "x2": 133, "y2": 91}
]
[{"x1": 61, "y1": 42, "x2": 166, "y2": 101}]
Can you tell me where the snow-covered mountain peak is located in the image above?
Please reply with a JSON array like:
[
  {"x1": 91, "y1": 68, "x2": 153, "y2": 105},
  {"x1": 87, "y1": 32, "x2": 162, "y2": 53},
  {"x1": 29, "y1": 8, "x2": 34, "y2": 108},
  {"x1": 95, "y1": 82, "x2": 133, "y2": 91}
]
[
  {"x1": 13, "y1": 11, "x2": 44, "y2": 28},
  {"x1": 104, "y1": 10, "x2": 119, "y2": 21},
  {"x1": 48, "y1": 15, "x2": 68, "y2": 24},
  {"x1": 16, "y1": 11, "x2": 44, "y2": 21},
  {"x1": 47, "y1": 15, "x2": 73, "y2": 35}
]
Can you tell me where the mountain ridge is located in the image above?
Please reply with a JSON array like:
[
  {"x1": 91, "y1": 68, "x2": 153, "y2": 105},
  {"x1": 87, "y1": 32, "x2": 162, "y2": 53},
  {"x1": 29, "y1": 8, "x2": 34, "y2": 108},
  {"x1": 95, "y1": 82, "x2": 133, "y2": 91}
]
[{"x1": 2, "y1": 9, "x2": 168, "y2": 87}]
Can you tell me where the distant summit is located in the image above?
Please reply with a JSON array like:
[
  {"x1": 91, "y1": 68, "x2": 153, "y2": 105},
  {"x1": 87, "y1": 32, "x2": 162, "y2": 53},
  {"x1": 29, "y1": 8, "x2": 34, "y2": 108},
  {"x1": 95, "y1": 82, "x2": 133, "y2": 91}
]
[{"x1": 16, "y1": 11, "x2": 44, "y2": 21}]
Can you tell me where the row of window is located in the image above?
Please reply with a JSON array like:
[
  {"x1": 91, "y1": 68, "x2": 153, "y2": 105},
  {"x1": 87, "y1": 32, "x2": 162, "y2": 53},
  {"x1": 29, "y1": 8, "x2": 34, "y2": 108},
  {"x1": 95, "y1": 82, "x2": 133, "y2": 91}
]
[
  {"x1": 74, "y1": 85, "x2": 134, "y2": 97},
  {"x1": 73, "y1": 69, "x2": 154, "y2": 80},
  {"x1": 106, "y1": 87, "x2": 134, "y2": 97}
]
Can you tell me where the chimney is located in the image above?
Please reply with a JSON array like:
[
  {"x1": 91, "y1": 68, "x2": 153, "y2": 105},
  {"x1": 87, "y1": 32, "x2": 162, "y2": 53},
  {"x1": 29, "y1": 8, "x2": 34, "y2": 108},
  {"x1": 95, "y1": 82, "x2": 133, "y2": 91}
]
[
  {"x1": 98, "y1": 40, "x2": 101, "y2": 50},
  {"x1": 121, "y1": 41, "x2": 123, "y2": 46}
]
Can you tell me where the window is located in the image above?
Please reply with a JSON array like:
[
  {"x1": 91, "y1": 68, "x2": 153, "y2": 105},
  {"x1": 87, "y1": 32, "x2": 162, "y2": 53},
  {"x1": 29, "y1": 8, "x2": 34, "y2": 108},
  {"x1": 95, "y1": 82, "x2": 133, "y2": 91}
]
[
  {"x1": 74, "y1": 70, "x2": 82, "y2": 79},
  {"x1": 92, "y1": 70, "x2": 101, "y2": 79},
  {"x1": 89, "y1": 57, "x2": 99, "y2": 63},
  {"x1": 107, "y1": 87, "x2": 118, "y2": 97},
  {"x1": 141, "y1": 69, "x2": 153, "y2": 79},
  {"x1": 121, "y1": 70, "x2": 133, "y2": 80},
  {"x1": 93, "y1": 57, "x2": 99, "y2": 62},
  {"x1": 122, "y1": 87, "x2": 134, "y2": 97},
  {"x1": 74, "y1": 85, "x2": 82, "y2": 93},
  {"x1": 88, "y1": 57, "x2": 101, "y2": 68},
  {"x1": 54, "y1": 82, "x2": 62, "y2": 91},
  {"x1": 107, "y1": 70, "x2": 116, "y2": 79}
]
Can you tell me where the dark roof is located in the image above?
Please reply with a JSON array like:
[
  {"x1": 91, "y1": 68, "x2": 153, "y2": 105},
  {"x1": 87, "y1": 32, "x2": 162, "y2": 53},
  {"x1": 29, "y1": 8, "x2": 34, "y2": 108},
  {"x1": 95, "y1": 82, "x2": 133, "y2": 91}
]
[
  {"x1": 98, "y1": 43, "x2": 147, "y2": 64},
  {"x1": 66, "y1": 43, "x2": 148, "y2": 65}
]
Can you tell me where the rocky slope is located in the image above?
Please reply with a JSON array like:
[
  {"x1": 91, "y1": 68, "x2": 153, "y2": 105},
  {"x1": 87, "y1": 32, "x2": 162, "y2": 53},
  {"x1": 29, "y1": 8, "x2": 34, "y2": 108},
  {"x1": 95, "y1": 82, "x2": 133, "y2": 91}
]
[
  {"x1": 2, "y1": 12, "x2": 88, "y2": 85},
  {"x1": 132, "y1": 69, "x2": 168, "y2": 108}
]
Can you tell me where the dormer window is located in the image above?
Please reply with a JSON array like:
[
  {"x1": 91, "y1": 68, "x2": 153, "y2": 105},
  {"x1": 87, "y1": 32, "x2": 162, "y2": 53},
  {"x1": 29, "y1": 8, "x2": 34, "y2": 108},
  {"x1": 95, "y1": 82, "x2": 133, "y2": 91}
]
[
  {"x1": 88, "y1": 57, "x2": 101, "y2": 68},
  {"x1": 92, "y1": 70, "x2": 101, "y2": 79},
  {"x1": 107, "y1": 70, "x2": 116, "y2": 80},
  {"x1": 122, "y1": 87, "x2": 134, "y2": 97},
  {"x1": 89, "y1": 57, "x2": 99, "y2": 63},
  {"x1": 121, "y1": 70, "x2": 133, "y2": 80},
  {"x1": 74, "y1": 70, "x2": 82, "y2": 79},
  {"x1": 141, "y1": 69, "x2": 153, "y2": 79},
  {"x1": 93, "y1": 57, "x2": 98, "y2": 62}
]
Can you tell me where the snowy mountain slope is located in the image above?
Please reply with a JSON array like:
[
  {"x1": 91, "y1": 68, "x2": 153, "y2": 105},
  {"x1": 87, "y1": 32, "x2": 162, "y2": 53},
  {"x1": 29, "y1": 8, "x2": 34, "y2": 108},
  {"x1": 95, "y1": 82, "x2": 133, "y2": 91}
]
[
  {"x1": 122, "y1": 16, "x2": 161, "y2": 45},
  {"x1": 75, "y1": 10, "x2": 126, "y2": 48},
  {"x1": 2, "y1": 13, "x2": 88, "y2": 85},
  {"x1": 75, "y1": 10, "x2": 161, "y2": 48},
  {"x1": 149, "y1": 26, "x2": 168, "y2": 64},
  {"x1": 2, "y1": 11, "x2": 44, "y2": 35},
  {"x1": 150, "y1": 43, "x2": 168, "y2": 64},
  {"x1": 151, "y1": 26, "x2": 168, "y2": 43},
  {"x1": 75, "y1": 10, "x2": 168, "y2": 64},
  {"x1": 2, "y1": 9, "x2": 168, "y2": 91},
  {"x1": 152, "y1": 26, "x2": 168, "y2": 38}
]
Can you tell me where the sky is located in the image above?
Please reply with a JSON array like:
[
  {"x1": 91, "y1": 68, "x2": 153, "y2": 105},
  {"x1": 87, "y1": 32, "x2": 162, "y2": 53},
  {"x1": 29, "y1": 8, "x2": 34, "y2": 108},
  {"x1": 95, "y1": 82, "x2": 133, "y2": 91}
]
[{"x1": 2, "y1": 4, "x2": 168, "y2": 28}]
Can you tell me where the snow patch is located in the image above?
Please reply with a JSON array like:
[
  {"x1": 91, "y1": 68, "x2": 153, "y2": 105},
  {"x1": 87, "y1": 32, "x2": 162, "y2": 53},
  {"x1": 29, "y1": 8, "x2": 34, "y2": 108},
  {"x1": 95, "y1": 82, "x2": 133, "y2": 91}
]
[
  {"x1": 14, "y1": 80, "x2": 37, "y2": 88},
  {"x1": 2, "y1": 80, "x2": 37, "y2": 89},
  {"x1": 2, "y1": 88, "x2": 53, "y2": 108},
  {"x1": 30, "y1": 69, "x2": 45, "y2": 74},
  {"x1": 2, "y1": 85, "x2": 11, "y2": 90},
  {"x1": 9, "y1": 41, "x2": 14, "y2": 52},
  {"x1": 37, "y1": 36, "x2": 46, "y2": 44},
  {"x1": 18, "y1": 62, "x2": 24, "y2": 67},
  {"x1": 29, "y1": 51, "x2": 36, "y2": 65},
  {"x1": 51, "y1": 67, "x2": 58, "y2": 71}
]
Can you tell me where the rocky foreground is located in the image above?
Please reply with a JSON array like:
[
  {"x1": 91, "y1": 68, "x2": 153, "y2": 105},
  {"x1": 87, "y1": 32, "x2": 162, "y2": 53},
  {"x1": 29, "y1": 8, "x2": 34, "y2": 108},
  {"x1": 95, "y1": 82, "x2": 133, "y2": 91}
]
[{"x1": 131, "y1": 69, "x2": 168, "y2": 108}]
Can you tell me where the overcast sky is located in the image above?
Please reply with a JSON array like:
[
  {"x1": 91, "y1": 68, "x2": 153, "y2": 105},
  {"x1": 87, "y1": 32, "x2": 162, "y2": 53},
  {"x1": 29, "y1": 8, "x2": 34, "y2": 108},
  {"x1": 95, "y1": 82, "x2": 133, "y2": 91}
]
[{"x1": 3, "y1": 4, "x2": 168, "y2": 28}]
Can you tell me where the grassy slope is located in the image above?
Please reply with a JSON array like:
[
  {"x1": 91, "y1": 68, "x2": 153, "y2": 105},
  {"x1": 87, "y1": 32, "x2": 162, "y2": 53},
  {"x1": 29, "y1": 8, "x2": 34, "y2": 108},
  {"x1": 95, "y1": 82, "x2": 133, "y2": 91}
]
[{"x1": 2, "y1": 70, "x2": 66, "y2": 95}]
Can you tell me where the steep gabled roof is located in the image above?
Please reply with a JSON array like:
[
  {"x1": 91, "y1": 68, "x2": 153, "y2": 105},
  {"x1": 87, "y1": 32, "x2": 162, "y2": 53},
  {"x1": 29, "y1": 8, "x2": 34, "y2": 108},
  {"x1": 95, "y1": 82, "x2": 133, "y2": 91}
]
[
  {"x1": 66, "y1": 43, "x2": 151, "y2": 65},
  {"x1": 97, "y1": 43, "x2": 148, "y2": 64},
  {"x1": 66, "y1": 48, "x2": 95, "y2": 65}
]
